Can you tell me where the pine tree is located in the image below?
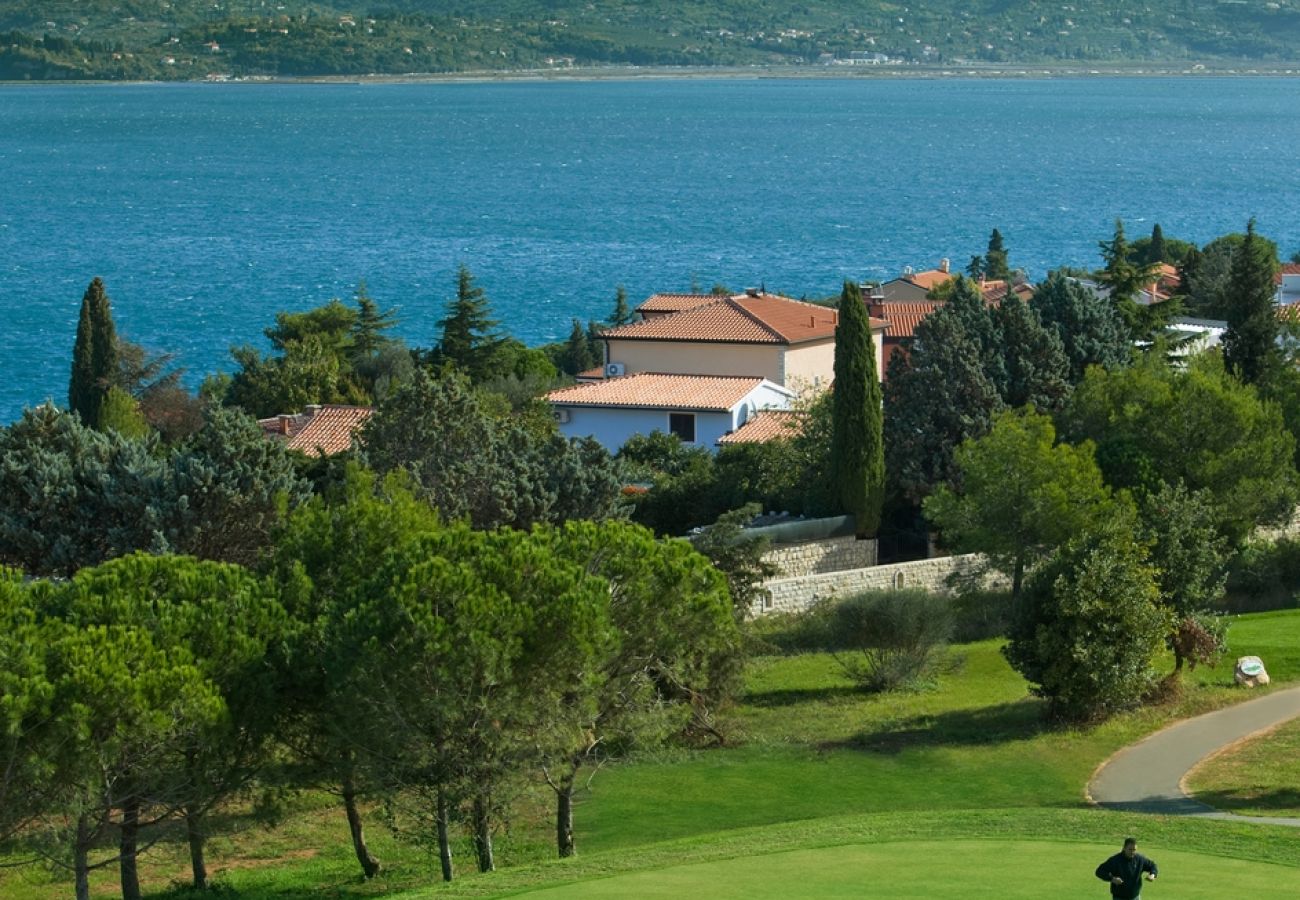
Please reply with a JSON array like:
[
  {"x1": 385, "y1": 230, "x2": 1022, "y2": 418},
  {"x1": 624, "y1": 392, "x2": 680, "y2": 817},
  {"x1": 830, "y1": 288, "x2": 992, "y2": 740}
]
[
  {"x1": 966, "y1": 255, "x2": 985, "y2": 279},
  {"x1": 1097, "y1": 218, "x2": 1160, "y2": 338},
  {"x1": 609, "y1": 285, "x2": 634, "y2": 326},
  {"x1": 350, "y1": 281, "x2": 398, "y2": 362},
  {"x1": 984, "y1": 229, "x2": 1011, "y2": 281},
  {"x1": 437, "y1": 265, "x2": 503, "y2": 382},
  {"x1": 829, "y1": 281, "x2": 884, "y2": 538},
  {"x1": 68, "y1": 277, "x2": 119, "y2": 426},
  {"x1": 561, "y1": 319, "x2": 596, "y2": 375},
  {"x1": 1222, "y1": 218, "x2": 1280, "y2": 385}
]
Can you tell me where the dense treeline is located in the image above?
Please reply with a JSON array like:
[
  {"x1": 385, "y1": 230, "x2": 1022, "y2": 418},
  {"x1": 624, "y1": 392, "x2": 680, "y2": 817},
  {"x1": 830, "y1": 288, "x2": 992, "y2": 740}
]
[{"x1": 5, "y1": 0, "x2": 1300, "y2": 80}]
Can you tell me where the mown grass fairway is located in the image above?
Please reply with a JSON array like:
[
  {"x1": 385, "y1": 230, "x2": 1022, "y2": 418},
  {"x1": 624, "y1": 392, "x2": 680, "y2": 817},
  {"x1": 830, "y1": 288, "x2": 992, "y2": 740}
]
[
  {"x1": 511, "y1": 840, "x2": 1300, "y2": 899},
  {"x1": 3, "y1": 611, "x2": 1297, "y2": 898}
]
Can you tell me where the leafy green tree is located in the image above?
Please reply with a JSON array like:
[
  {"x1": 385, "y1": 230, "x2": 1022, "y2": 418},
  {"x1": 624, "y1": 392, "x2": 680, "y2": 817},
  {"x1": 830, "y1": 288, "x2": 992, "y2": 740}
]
[
  {"x1": 96, "y1": 385, "x2": 151, "y2": 439},
  {"x1": 1030, "y1": 271, "x2": 1132, "y2": 383},
  {"x1": 609, "y1": 284, "x2": 634, "y2": 326},
  {"x1": 1004, "y1": 512, "x2": 1168, "y2": 722},
  {"x1": 68, "y1": 277, "x2": 119, "y2": 427},
  {"x1": 0, "y1": 406, "x2": 169, "y2": 577},
  {"x1": 983, "y1": 228, "x2": 1011, "y2": 281},
  {"x1": 362, "y1": 368, "x2": 621, "y2": 530},
  {"x1": 266, "y1": 467, "x2": 442, "y2": 880},
  {"x1": 49, "y1": 555, "x2": 289, "y2": 892},
  {"x1": 29, "y1": 609, "x2": 222, "y2": 900},
  {"x1": 924, "y1": 409, "x2": 1115, "y2": 605},
  {"x1": 436, "y1": 265, "x2": 505, "y2": 382},
  {"x1": 1137, "y1": 482, "x2": 1229, "y2": 676},
  {"x1": 226, "y1": 333, "x2": 368, "y2": 418},
  {"x1": 0, "y1": 571, "x2": 52, "y2": 844},
  {"x1": 349, "y1": 523, "x2": 611, "y2": 877},
  {"x1": 540, "y1": 520, "x2": 734, "y2": 857},
  {"x1": 167, "y1": 405, "x2": 311, "y2": 567},
  {"x1": 1222, "y1": 218, "x2": 1281, "y2": 386},
  {"x1": 829, "y1": 281, "x2": 885, "y2": 536},
  {"x1": 1061, "y1": 353, "x2": 1297, "y2": 543}
]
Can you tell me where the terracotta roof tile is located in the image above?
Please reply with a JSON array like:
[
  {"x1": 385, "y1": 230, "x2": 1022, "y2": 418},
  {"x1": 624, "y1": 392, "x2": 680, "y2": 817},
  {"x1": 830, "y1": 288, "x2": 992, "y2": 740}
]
[
  {"x1": 1277, "y1": 263, "x2": 1300, "y2": 285},
  {"x1": 575, "y1": 366, "x2": 606, "y2": 381},
  {"x1": 259, "y1": 405, "x2": 373, "y2": 457},
  {"x1": 604, "y1": 293, "x2": 884, "y2": 345},
  {"x1": 904, "y1": 268, "x2": 955, "y2": 290},
  {"x1": 547, "y1": 373, "x2": 767, "y2": 411},
  {"x1": 873, "y1": 301, "x2": 941, "y2": 339},
  {"x1": 636, "y1": 293, "x2": 722, "y2": 314},
  {"x1": 717, "y1": 410, "x2": 805, "y2": 445}
]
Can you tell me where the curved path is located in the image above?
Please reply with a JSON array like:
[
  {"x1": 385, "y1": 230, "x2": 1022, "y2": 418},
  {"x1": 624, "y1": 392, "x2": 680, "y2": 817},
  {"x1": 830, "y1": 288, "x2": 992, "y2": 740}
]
[{"x1": 1088, "y1": 684, "x2": 1300, "y2": 827}]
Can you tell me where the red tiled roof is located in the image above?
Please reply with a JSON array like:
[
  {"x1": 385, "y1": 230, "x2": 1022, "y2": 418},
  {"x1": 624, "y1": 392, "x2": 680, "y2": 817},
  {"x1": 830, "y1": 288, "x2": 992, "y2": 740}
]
[
  {"x1": 873, "y1": 301, "x2": 941, "y2": 339},
  {"x1": 717, "y1": 410, "x2": 805, "y2": 445},
  {"x1": 904, "y1": 268, "x2": 954, "y2": 291},
  {"x1": 603, "y1": 293, "x2": 884, "y2": 345},
  {"x1": 1277, "y1": 263, "x2": 1300, "y2": 285},
  {"x1": 547, "y1": 373, "x2": 767, "y2": 411},
  {"x1": 258, "y1": 405, "x2": 373, "y2": 457},
  {"x1": 980, "y1": 281, "x2": 1033, "y2": 304},
  {"x1": 636, "y1": 293, "x2": 722, "y2": 314},
  {"x1": 575, "y1": 365, "x2": 606, "y2": 381}
]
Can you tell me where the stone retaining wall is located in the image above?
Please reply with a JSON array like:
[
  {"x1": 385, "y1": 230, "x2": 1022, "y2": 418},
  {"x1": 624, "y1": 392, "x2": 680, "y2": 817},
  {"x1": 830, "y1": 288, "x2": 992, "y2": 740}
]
[
  {"x1": 757, "y1": 553, "x2": 1007, "y2": 616},
  {"x1": 761, "y1": 534, "x2": 878, "y2": 579}
]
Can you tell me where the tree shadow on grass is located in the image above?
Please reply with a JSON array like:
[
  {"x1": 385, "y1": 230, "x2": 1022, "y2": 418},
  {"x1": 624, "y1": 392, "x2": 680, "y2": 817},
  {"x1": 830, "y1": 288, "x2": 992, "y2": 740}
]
[
  {"x1": 822, "y1": 698, "x2": 1050, "y2": 754},
  {"x1": 742, "y1": 684, "x2": 866, "y2": 708},
  {"x1": 1191, "y1": 787, "x2": 1300, "y2": 814}
]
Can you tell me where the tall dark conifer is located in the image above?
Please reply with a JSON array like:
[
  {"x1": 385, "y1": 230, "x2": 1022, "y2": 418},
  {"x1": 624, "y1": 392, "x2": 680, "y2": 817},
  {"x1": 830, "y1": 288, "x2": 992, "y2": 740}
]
[
  {"x1": 984, "y1": 229, "x2": 1011, "y2": 281},
  {"x1": 1222, "y1": 218, "x2": 1280, "y2": 385},
  {"x1": 829, "y1": 281, "x2": 884, "y2": 538},
  {"x1": 437, "y1": 265, "x2": 503, "y2": 382},
  {"x1": 609, "y1": 285, "x2": 634, "y2": 326},
  {"x1": 68, "y1": 277, "x2": 118, "y2": 426},
  {"x1": 1147, "y1": 223, "x2": 1167, "y2": 265}
]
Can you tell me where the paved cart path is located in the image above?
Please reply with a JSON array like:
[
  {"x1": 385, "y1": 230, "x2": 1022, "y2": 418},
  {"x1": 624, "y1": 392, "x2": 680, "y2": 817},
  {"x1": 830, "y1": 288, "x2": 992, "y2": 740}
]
[{"x1": 1088, "y1": 685, "x2": 1300, "y2": 827}]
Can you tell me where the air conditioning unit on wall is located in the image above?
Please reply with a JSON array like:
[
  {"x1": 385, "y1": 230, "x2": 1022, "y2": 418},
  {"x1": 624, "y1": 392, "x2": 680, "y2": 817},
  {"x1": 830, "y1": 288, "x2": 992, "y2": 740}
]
[
  {"x1": 605, "y1": 362, "x2": 626, "y2": 377},
  {"x1": 554, "y1": 408, "x2": 571, "y2": 424}
]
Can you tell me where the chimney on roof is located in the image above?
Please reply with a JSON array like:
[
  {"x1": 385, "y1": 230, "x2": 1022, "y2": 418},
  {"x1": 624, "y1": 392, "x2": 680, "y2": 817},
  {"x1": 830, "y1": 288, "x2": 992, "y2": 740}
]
[
  {"x1": 277, "y1": 414, "x2": 293, "y2": 435},
  {"x1": 304, "y1": 404, "x2": 321, "y2": 417},
  {"x1": 744, "y1": 287, "x2": 760, "y2": 297},
  {"x1": 809, "y1": 315, "x2": 816, "y2": 327},
  {"x1": 939, "y1": 257, "x2": 950, "y2": 273}
]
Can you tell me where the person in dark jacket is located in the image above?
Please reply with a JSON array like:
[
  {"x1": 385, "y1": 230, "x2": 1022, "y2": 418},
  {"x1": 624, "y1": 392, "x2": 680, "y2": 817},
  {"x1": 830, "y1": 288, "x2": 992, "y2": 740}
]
[{"x1": 1096, "y1": 837, "x2": 1158, "y2": 899}]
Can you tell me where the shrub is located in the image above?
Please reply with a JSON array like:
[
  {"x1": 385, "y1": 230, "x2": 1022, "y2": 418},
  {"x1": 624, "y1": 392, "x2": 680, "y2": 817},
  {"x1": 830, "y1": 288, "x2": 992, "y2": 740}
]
[{"x1": 819, "y1": 589, "x2": 955, "y2": 692}]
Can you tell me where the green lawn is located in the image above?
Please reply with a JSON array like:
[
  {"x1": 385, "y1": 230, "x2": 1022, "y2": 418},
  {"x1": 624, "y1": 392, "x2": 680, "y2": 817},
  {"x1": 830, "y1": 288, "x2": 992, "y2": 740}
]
[
  {"x1": 3, "y1": 610, "x2": 1297, "y2": 899},
  {"x1": 510, "y1": 840, "x2": 1300, "y2": 899},
  {"x1": 1186, "y1": 716, "x2": 1300, "y2": 818}
]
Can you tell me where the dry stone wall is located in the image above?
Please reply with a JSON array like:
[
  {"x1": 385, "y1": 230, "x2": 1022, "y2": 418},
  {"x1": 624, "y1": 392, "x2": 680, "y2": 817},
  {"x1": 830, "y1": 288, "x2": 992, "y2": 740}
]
[
  {"x1": 757, "y1": 553, "x2": 1007, "y2": 616},
  {"x1": 761, "y1": 534, "x2": 877, "y2": 579}
]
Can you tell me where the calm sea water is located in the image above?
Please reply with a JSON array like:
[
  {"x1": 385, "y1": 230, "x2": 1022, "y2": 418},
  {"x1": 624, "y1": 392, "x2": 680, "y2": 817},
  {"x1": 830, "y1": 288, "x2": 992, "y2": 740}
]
[{"x1": 2, "y1": 77, "x2": 1299, "y2": 422}]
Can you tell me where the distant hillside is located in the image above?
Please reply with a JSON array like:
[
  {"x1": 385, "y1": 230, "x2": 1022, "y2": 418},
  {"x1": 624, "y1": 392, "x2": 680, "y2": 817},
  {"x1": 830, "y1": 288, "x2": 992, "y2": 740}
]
[{"x1": 5, "y1": 1, "x2": 1300, "y2": 80}]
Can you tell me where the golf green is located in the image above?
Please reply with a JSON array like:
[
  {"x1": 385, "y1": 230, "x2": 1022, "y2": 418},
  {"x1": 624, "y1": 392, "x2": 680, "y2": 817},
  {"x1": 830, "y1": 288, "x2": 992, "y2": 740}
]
[{"x1": 513, "y1": 839, "x2": 1300, "y2": 898}]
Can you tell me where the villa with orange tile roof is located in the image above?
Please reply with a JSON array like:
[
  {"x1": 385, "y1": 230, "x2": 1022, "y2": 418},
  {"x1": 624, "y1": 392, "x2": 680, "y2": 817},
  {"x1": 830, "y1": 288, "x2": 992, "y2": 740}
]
[
  {"x1": 601, "y1": 288, "x2": 886, "y2": 392},
  {"x1": 258, "y1": 404, "x2": 372, "y2": 457},
  {"x1": 1277, "y1": 263, "x2": 1300, "y2": 306},
  {"x1": 546, "y1": 373, "x2": 794, "y2": 452}
]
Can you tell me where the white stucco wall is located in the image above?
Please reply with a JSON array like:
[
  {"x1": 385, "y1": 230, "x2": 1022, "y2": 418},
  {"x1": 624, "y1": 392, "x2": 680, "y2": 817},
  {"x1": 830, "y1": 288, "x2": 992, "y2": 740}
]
[{"x1": 606, "y1": 340, "x2": 783, "y2": 383}]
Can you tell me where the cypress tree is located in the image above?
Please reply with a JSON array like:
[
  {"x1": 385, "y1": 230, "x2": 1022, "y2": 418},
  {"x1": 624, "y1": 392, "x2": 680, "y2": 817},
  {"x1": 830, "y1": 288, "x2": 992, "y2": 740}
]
[
  {"x1": 984, "y1": 229, "x2": 1011, "y2": 281},
  {"x1": 1148, "y1": 223, "x2": 1167, "y2": 265},
  {"x1": 609, "y1": 285, "x2": 634, "y2": 326},
  {"x1": 561, "y1": 319, "x2": 596, "y2": 375},
  {"x1": 829, "y1": 281, "x2": 885, "y2": 538},
  {"x1": 68, "y1": 277, "x2": 118, "y2": 426},
  {"x1": 1222, "y1": 218, "x2": 1280, "y2": 385}
]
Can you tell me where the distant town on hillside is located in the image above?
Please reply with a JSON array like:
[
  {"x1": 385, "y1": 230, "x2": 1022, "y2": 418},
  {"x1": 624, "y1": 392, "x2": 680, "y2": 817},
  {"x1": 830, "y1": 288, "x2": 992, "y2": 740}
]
[{"x1": 4, "y1": 0, "x2": 1300, "y2": 80}]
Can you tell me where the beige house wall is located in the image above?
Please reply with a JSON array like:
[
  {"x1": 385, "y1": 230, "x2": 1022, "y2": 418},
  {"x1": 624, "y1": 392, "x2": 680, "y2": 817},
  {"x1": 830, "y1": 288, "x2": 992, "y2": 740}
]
[
  {"x1": 782, "y1": 339, "x2": 835, "y2": 392},
  {"x1": 606, "y1": 340, "x2": 783, "y2": 384}
]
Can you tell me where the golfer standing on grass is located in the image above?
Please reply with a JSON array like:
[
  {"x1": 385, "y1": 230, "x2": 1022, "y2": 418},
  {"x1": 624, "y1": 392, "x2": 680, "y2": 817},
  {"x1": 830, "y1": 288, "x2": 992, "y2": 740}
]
[{"x1": 1095, "y1": 837, "x2": 1158, "y2": 899}]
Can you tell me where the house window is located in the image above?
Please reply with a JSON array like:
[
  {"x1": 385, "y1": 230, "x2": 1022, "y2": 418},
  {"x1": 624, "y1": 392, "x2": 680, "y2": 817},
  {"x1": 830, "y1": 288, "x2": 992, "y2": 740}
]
[{"x1": 668, "y1": 412, "x2": 696, "y2": 443}]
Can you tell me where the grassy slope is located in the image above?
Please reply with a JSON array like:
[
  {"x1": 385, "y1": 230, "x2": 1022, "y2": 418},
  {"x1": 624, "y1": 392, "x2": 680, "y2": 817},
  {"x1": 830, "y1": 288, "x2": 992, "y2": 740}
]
[
  {"x1": 1186, "y1": 716, "x2": 1300, "y2": 818},
  {"x1": 2, "y1": 611, "x2": 1297, "y2": 898}
]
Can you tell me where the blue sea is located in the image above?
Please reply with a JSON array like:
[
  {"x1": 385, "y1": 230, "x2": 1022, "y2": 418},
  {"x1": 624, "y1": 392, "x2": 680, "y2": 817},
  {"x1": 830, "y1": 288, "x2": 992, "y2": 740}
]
[{"x1": 2, "y1": 76, "x2": 1299, "y2": 422}]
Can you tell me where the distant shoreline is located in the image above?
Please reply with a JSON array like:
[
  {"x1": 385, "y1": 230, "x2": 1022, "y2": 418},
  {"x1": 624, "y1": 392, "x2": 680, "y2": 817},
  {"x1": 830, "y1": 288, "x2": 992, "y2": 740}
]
[{"x1": 5, "y1": 62, "x2": 1300, "y2": 87}]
